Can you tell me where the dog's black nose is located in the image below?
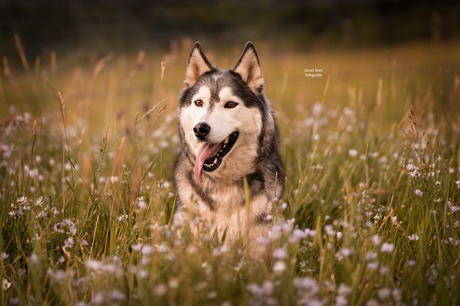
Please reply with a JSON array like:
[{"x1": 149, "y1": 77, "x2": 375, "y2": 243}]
[{"x1": 193, "y1": 122, "x2": 210, "y2": 140}]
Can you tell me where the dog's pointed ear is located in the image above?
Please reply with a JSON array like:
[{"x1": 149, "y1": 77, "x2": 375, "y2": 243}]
[
  {"x1": 185, "y1": 42, "x2": 214, "y2": 87},
  {"x1": 234, "y1": 42, "x2": 264, "y2": 93}
]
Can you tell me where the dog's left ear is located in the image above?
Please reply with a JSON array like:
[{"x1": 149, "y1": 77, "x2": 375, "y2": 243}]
[{"x1": 234, "y1": 42, "x2": 264, "y2": 93}]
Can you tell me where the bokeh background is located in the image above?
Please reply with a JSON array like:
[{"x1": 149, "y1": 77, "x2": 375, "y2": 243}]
[
  {"x1": 0, "y1": 0, "x2": 459, "y2": 122},
  {"x1": 1, "y1": 0, "x2": 459, "y2": 60}
]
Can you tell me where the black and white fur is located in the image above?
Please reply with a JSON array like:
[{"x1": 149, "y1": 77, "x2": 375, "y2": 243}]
[{"x1": 174, "y1": 42, "x2": 284, "y2": 258}]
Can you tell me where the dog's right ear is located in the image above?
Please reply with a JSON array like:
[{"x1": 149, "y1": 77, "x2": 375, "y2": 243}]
[{"x1": 185, "y1": 42, "x2": 214, "y2": 87}]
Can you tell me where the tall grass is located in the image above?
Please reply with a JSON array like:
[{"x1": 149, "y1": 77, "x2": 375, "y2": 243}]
[{"x1": 1, "y1": 40, "x2": 459, "y2": 305}]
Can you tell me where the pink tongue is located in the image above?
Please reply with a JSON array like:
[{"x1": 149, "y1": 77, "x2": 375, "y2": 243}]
[{"x1": 194, "y1": 142, "x2": 222, "y2": 182}]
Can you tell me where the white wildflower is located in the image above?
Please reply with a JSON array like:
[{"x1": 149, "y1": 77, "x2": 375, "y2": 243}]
[
  {"x1": 406, "y1": 163, "x2": 419, "y2": 177},
  {"x1": 109, "y1": 289, "x2": 125, "y2": 302},
  {"x1": 53, "y1": 270, "x2": 67, "y2": 282},
  {"x1": 336, "y1": 247, "x2": 353, "y2": 259},
  {"x1": 380, "y1": 266, "x2": 390, "y2": 275},
  {"x1": 448, "y1": 201, "x2": 460, "y2": 213},
  {"x1": 141, "y1": 244, "x2": 153, "y2": 255},
  {"x1": 268, "y1": 225, "x2": 282, "y2": 240},
  {"x1": 117, "y1": 214, "x2": 128, "y2": 222},
  {"x1": 212, "y1": 245, "x2": 228, "y2": 257},
  {"x1": 67, "y1": 220, "x2": 77, "y2": 235},
  {"x1": 408, "y1": 234, "x2": 419, "y2": 241},
  {"x1": 273, "y1": 261, "x2": 287, "y2": 274},
  {"x1": 109, "y1": 176, "x2": 119, "y2": 184},
  {"x1": 378, "y1": 288, "x2": 391, "y2": 300},
  {"x1": 293, "y1": 277, "x2": 319, "y2": 297},
  {"x1": 160, "y1": 140, "x2": 169, "y2": 149},
  {"x1": 64, "y1": 237, "x2": 75, "y2": 248},
  {"x1": 91, "y1": 292, "x2": 104, "y2": 305},
  {"x1": 169, "y1": 278, "x2": 179, "y2": 289},
  {"x1": 273, "y1": 247, "x2": 287, "y2": 260},
  {"x1": 343, "y1": 107, "x2": 355, "y2": 117},
  {"x1": 313, "y1": 133, "x2": 320, "y2": 141},
  {"x1": 289, "y1": 228, "x2": 307, "y2": 243},
  {"x1": 131, "y1": 243, "x2": 143, "y2": 252},
  {"x1": 35, "y1": 196, "x2": 43, "y2": 206},
  {"x1": 155, "y1": 243, "x2": 170, "y2": 253},
  {"x1": 348, "y1": 149, "x2": 358, "y2": 157},
  {"x1": 30, "y1": 253, "x2": 39, "y2": 264},
  {"x1": 17, "y1": 196, "x2": 28, "y2": 205},
  {"x1": 3, "y1": 278, "x2": 11, "y2": 290},
  {"x1": 381, "y1": 243, "x2": 395, "y2": 253},
  {"x1": 367, "y1": 262, "x2": 378, "y2": 271},
  {"x1": 369, "y1": 152, "x2": 379, "y2": 158},
  {"x1": 248, "y1": 280, "x2": 274, "y2": 297},
  {"x1": 324, "y1": 225, "x2": 335, "y2": 237},
  {"x1": 312, "y1": 103, "x2": 323, "y2": 117},
  {"x1": 155, "y1": 284, "x2": 167, "y2": 296},
  {"x1": 366, "y1": 299, "x2": 379, "y2": 306},
  {"x1": 371, "y1": 235, "x2": 382, "y2": 246},
  {"x1": 138, "y1": 269, "x2": 148, "y2": 279},
  {"x1": 414, "y1": 189, "x2": 423, "y2": 197},
  {"x1": 335, "y1": 295, "x2": 348, "y2": 306},
  {"x1": 392, "y1": 288, "x2": 402, "y2": 301},
  {"x1": 86, "y1": 259, "x2": 102, "y2": 271},
  {"x1": 137, "y1": 197, "x2": 147, "y2": 209},
  {"x1": 305, "y1": 229, "x2": 317, "y2": 237},
  {"x1": 304, "y1": 117, "x2": 315, "y2": 127},
  {"x1": 337, "y1": 283, "x2": 352, "y2": 296},
  {"x1": 365, "y1": 251, "x2": 377, "y2": 261}
]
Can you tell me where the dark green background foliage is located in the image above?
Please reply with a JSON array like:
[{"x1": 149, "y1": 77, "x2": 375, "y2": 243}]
[{"x1": 1, "y1": 0, "x2": 459, "y2": 58}]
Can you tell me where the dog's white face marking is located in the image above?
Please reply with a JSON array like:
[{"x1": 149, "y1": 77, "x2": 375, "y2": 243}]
[
  {"x1": 204, "y1": 86, "x2": 245, "y2": 143},
  {"x1": 179, "y1": 84, "x2": 262, "y2": 179},
  {"x1": 180, "y1": 85, "x2": 211, "y2": 148}
]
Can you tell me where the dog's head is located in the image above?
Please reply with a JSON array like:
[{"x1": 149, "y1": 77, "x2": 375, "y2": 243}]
[{"x1": 178, "y1": 42, "x2": 272, "y2": 182}]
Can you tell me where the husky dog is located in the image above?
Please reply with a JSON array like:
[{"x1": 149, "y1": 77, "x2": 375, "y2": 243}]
[{"x1": 174, "y1": 42, "x2": 284, "y2": 258}]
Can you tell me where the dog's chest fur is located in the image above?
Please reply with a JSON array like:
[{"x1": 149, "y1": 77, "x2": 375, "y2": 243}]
[
  {"x1": 175, "y1": 153, "x2": 273, "y2": 243},
  {"x1": 175, "y1": 173, "x2": 273, "y2": 258}
]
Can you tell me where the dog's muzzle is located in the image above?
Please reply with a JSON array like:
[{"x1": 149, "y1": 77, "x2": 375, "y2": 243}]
[{"x1": 193, "y1": 122, "x2": 210, "y2": 141}]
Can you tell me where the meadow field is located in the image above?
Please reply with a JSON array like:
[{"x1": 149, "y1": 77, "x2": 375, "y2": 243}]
[{"x1": 1, "y1": 40, "x2": 459, "y2": 305}]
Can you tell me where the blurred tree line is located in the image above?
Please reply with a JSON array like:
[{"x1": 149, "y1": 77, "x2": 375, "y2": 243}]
[{"x1": 0, "y1": 0, "x2": 459, "y2": 59}]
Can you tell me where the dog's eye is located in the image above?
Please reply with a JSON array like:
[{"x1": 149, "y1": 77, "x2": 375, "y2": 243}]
[
  {"x1": 224, "y1": 101, "x2": 238, "y2": 109},
  {"x1": 194, "y1": 100, "x2": 203, "y2": 107}
]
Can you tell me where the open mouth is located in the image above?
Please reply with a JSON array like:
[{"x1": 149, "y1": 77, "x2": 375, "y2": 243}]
[{"x1": 193, "y1": 131, "x2": 239, "y2": 182}]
